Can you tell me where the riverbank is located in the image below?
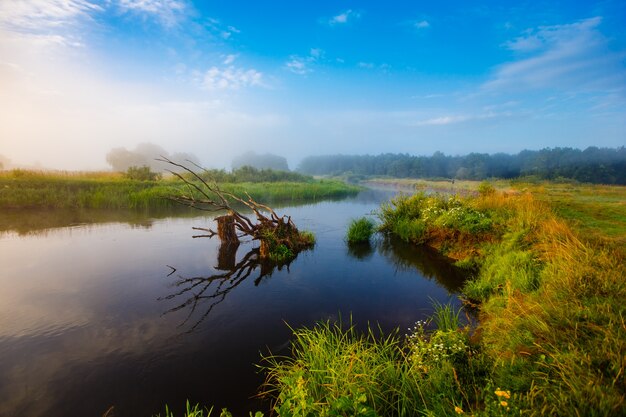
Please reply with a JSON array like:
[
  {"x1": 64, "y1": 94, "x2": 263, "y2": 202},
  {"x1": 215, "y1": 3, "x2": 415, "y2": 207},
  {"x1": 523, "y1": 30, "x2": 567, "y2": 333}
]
[
  {"x1": 257, "y1": 184, "x2": 625, "y2": 416},
  {"x1": 0, "y1": 170, "x2": 361, "y2": 210}
]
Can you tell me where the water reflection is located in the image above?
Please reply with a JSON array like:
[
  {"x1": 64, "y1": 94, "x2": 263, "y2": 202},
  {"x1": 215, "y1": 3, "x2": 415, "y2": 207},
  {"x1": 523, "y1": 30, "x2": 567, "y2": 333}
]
[
  {"x1": 161, "y1": 242, "x2": 294, "y2": 332},
  {"x1": 346, "y1": 241, "x2": 375, "y2": 260},
  {"x1": 376, "y1": 237, "x2": 467, "y2": 293}
]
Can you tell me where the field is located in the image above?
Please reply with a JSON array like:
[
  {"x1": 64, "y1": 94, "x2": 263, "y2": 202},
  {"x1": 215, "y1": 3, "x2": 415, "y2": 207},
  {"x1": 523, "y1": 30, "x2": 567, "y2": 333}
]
[
  {"x1": 0, "y1": 169, "x2": 361, "y2": 210},
  {"x1": 367, "y1": 177, "x2": 626, "y2": 248}
]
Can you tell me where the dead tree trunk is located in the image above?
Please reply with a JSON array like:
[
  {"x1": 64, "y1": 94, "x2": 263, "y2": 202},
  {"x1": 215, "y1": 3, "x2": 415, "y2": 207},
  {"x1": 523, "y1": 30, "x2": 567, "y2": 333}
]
[
  {"x1": 216, "y1": 214, "x2": 238, "y2": 242},
  {"x1": 158, "y1": 156, "x2": 314, "y2": 261}
]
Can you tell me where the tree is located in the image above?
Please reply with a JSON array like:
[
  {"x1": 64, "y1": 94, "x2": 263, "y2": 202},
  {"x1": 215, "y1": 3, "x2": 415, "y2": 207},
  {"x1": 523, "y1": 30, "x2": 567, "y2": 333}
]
[
  {"x1": 232, "y1": 151, "x2": 289, "y2": 171},
  {"x1": 106, "y1": 142, "x2": 201, "y2": 173},
  {"x1": 159, "y1": 157, "x2": 315, "y2": 260}
]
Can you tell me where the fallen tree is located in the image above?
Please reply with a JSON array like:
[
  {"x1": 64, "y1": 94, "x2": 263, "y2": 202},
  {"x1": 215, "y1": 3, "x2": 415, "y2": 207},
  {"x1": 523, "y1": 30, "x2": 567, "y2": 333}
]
[{"x1": 158, "y1": 156, "x2": 315, "y2": 261}]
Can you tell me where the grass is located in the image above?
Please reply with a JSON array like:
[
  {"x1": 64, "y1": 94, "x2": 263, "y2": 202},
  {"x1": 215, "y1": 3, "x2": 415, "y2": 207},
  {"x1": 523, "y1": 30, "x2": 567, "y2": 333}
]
[
  {"x1": 376, "y1": 187, "x2": 626, "y2": 416},
  {"x1": 0, "y1": 169, "x2": 361, "y2": 210},
  {"x1": 260, "y1": 309, "x2": 489, "y2": 417},
  {"x1": 346, "y1": 217, "x2": 376, "y2": 243},
  {"x1": 154, "y1": 401, "x2": 264, "y2": 417}
]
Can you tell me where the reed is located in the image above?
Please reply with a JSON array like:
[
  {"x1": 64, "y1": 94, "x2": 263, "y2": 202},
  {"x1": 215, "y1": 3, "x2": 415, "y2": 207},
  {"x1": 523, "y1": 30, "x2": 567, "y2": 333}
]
[
  {"x1": 346, "y1": 217, "x2": 376, "y2": 243},
  {"x1": 0, "y1": 170, "x2": 360, "y2": 210}
]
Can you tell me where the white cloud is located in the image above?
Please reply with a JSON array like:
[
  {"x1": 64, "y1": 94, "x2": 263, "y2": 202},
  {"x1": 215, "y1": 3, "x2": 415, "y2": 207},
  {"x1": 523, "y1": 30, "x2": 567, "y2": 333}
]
[
  {"x1": 0, "y1": 0, "x2": 101, "y2": 31},
  {"x1": 223, "y1": 54, "x2": 237, "y2": 65},
  {"x1": 204, "y1": 17, "x2": 240, "y2": 40},
  {"x1": 414, "y1": 115, "x2": 469, "y2": 126},
  {"x1": 117, "y1": 0, "x2": 187, "y2": 27},
  {"x1": 486, "y1": 17, "x2": 626, "y2": 93},
  {"x1": 415, "y1": 20, "x2": 430, "y2": 29},
  {"x1": 0, "y1": 0, "x2": 101, "y2": 48},
  {"x1": 329, "y1": 9, "x2": 360, "y2": 25},
  {"x1": 358, "y1": 62, "x2": 374, "y2": 69},
  {"x1": 285, "y1": 49, "x2": 324, "y2": 75},
  {"x1": 412, "y1": 112, "x2": 506, "y2": 126},
  {"x1": 202, "y1": 66, "x2": 263, "y2": 90},
  {"x1": 286, "y1": 56, "x2": 311, "y2": 75}
]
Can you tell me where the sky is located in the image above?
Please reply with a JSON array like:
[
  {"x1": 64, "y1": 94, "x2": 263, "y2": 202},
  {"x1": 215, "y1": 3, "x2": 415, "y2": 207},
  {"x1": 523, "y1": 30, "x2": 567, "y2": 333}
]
[{"x1": 0, "y1": 0, "x2": 625, "y2": 170}]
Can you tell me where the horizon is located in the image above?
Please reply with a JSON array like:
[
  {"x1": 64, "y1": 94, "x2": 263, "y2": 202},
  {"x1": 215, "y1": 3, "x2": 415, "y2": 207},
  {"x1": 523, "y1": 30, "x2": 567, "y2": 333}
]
[{"x1": 1, "y1": 1, "x2": 625, "y2": 170}]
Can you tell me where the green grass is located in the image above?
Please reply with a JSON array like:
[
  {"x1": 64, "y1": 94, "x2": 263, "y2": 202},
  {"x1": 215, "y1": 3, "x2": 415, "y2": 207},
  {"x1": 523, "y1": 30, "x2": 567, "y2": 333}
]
[
  {"x1": 0, "y1": 170, "x2": 361, "y2": 210},
  {"x1": 346, "y1": 217, "x2": 376, "y2": 243},
  {"x1": 153, "y1": 401, "x2": 264, "y2": 417},
  {"x1": 260, "y1": 309, "x2": 489, "y2": 417},
  {"x1": 376, "y1": 187, "x2": 626, "y2": 416}
]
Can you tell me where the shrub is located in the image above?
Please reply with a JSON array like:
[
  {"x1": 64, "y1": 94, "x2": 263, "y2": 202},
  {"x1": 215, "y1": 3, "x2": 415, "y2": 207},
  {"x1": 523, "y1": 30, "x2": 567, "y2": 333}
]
[
  {"x1": 346, "y1": 217, "x2": 376, "y2": 243},
  {"x1": 125, "y1": 165, "x2": 161, "y2": 181},
  {"x1": 478, "y1": 181, "x2": 496, "y2": 196}
]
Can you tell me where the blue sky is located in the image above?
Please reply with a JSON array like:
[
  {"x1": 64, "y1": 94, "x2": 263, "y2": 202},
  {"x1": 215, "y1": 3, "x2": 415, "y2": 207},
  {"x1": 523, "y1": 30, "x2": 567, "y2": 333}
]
[{"x1": 0, "y1": 0, "x2": 624, "y2": 169}]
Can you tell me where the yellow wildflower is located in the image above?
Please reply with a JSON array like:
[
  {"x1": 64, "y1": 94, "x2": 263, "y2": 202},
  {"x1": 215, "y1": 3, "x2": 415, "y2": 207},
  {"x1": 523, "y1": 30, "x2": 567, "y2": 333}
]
[
  {"x1": 500, "y1": 400, "x2": 508, "y2": 407},
  {"x1": 495, "y1": 389, "x2": 511, "y2": 399},
  {"x1": 454, "y1": 405, "x2": 464, "y2": 414}
]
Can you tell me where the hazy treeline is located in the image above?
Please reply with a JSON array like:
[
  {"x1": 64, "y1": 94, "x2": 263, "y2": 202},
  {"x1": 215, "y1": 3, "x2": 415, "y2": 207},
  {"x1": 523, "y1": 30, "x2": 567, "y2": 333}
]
[
  {"x1": 106, "y1": 143, "x2": 201, "y2": 172},
  {"x1": 232, "y1": 151, "x2": 289, "y2": 171},
  {"x1": 298, "y1": 147, "x2": 626, "y2": 184},
  {"x1": 197, "y1": 166, "x2": 312, "y2": 183}
]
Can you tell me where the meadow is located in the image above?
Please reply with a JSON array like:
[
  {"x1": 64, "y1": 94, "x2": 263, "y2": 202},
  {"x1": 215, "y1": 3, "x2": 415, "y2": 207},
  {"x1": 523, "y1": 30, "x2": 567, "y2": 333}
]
[
  {"x1": 181, "y1": 179, "x2": 624, "y2": 417},
  {"x1": 0, "y1": 169, "x2": 361, "y2": 210}
]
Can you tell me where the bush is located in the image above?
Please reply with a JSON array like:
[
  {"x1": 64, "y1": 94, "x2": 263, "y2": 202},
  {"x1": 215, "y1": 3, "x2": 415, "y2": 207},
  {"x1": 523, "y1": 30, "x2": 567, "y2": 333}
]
[
  {"x1": 346, "y1": 217, "x2": 376, "y2": 243},
  {"x1": 478, "y1": 181, "x2": 496, "y2": 196},
  {"x1": 125, "y1": 165, "x2": 161, "y2": 181}
]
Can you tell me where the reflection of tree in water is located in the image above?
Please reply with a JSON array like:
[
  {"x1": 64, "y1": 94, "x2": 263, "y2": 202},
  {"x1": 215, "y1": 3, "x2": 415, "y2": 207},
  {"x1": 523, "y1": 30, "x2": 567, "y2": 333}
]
[
  {"x1": 161, "y1": 242, "x2": 292, "y2": 332},
  {"x1": 375, "y1": 237, "x2": 468, "y2": 293}
]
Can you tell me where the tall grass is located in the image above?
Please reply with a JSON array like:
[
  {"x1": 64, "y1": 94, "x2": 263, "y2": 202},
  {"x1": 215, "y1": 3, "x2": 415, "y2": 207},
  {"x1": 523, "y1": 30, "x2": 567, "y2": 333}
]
[
  {"x1": 377, "y1": 188, "x2": 626, "y2": 415},
  {"x1": 261, "y1": 307, "x2": 486, "y2": 417},
  {"x1": 346, "y1": 217, "x2": 376, "y2": 243},
  {"x1": 0, "y1": 170, "x2": 360, "y2": 210}
]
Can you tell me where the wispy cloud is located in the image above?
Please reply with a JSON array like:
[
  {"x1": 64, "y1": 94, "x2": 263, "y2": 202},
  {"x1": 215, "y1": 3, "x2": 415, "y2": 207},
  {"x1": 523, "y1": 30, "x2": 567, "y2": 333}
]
[
  {"x1": 223, "y1": 54, "x2": 237, "y2": 65},
  {"x1": 202, "y1": 66, "x2": 263, "y2": 90},
  {"x1": 285, "y1": 49, "x2": 324, "y2": 75},
  {"x1": 328, "y1": 9, "x2": 360, "y2": 25},
  {"x1": 204, "y1": 17, "x2": 240, "y2": 40},
  {"x1": 117, "y1": 0, "x2": 187, "y2": 27},
  {"x1": 286, "y1": 56, "x2": 312, "y2": 75},
  {"x1": 415, "y1": 20, "x2": 430, "y2": 29},
  {"x1": 0, "y1": 0, "x2": 101, "y2": 31},
  {"x1": 485, "y1": 17, "x2": 626, "y2": 93},
  {"x1": 412, "y1": 112, "x2": 507, "y2": 126},
  {"x1": 0, "y1": 0, "x2": 101, "y2": 46}
]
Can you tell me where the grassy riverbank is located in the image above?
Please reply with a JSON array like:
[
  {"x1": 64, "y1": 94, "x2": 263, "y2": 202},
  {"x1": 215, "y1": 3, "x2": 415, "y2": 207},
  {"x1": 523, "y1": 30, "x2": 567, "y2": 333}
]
[
  {"x1": 0, "y1": 170, "x2": 360, "y2": 210},
  {"x1": 255, "y1": 184, "x2": 624, "y2": 416},
  {"x1": 160, "y1": 182, "x2": 624, "y2": 416}
]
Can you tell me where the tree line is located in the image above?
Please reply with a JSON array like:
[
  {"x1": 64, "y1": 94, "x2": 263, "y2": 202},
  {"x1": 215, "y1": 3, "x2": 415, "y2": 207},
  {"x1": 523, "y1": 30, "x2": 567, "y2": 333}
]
[{"x1": 297, "y1": 147, "x2": 626, "y2": 184}]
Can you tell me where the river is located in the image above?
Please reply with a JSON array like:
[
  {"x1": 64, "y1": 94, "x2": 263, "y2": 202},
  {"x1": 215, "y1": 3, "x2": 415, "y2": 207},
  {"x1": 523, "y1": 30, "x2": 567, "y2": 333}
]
[{"x1": 0, "y1": 188, "x2": 465, "y2": 417}]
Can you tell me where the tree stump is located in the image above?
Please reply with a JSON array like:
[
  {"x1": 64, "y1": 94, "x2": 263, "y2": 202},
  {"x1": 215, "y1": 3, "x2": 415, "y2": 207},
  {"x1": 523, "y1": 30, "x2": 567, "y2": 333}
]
[{"x1": 216, "y1": 214, "x2": 238, "y2": 242}]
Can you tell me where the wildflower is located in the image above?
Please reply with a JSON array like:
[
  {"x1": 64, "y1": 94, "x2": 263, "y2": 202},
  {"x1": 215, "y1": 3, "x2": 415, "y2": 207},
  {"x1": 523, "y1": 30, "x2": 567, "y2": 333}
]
[
  {"x1": 500, "y1": 401, "x2": 508, "y2": 407},
  {"x1": 454, "y1": 405, "x2": 464, "y2": 414},
  {"x1": 494, "y1": 389, "x2": 511, "y2": 399}
]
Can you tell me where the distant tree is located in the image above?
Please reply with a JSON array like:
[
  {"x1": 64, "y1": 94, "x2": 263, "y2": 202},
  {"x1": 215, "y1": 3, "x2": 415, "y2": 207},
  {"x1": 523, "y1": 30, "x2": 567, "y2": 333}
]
[
  {"x1": 106, "y1": 147, "x2": 148, "y2": 171},
  {"x1": 297, "y1": 147, "x2": 626, "y2": 185},
  {"x1": 0, "y1": 154, "x2": 11, "y2": 170},
  {"x1": 232, "y1": 151, "x2": 289, "y2": 171},
  {"x1": 106, "y1": 143, "x2": 201, "y2": 173}
]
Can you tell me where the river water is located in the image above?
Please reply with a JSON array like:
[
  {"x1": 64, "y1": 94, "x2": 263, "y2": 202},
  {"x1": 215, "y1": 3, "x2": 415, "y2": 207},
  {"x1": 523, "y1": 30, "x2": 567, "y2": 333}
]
[{"x1": 0, "y1": 189, "x2": 465, "y2": 417}]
